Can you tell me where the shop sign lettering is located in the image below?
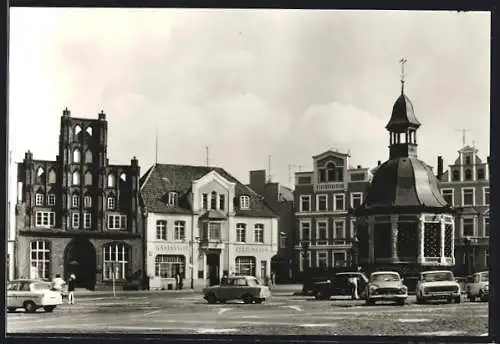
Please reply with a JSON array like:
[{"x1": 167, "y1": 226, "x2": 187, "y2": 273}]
[
  {"x1": 235, "y1": 246, "x2": 269, "y2": 254},
  {"x1": 153, "y1": 243, "x2": 189, "y2": 253}
]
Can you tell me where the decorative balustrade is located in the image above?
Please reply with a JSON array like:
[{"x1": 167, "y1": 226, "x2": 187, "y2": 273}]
[{"x1": 313, "y1": 182, "x2": 346, "y2": 192}]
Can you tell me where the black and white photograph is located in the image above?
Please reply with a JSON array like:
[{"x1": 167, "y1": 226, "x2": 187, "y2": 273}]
[{"x1": 6, "y1": 8, "x2": 491, "y2": 337}]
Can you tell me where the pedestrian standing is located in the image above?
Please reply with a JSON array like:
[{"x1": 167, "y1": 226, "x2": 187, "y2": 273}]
[
  {"x1": 271, "y1": 272, "x2": 276, "y2": 287},
  {"x1": 51, "y1": 274, "x2": 65, "y2": 295},
  {"x1": 67, "y1": 274, "x2": 76, "y2": 304},
  {"x1": 348, "y1": 275, "x2": 359, "y2": 300},
  {"x1": 178, "y1": 269, "x2": 184, "y2": 290},
  {"x1": 175, "y1": 270, "x2": 180, "y2": 290}
]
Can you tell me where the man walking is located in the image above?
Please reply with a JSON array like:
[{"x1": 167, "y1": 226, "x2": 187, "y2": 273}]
[
  {"x1": 67, "y1": 274, "x2": 76, "y2": 304},
  {"x1": 348, "y1": 275, "x2": 359, "y2": 300}
]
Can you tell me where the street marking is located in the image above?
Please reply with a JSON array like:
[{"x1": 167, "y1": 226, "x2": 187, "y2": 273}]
[
  {"x1": 284, "y1": 305, "x2": 302, "y2": 312},
  {"x1": 420, "y1": 330, "x2": 466, "y2": 336},
  {"x1": 217, "y1": 308, "x2": 232, "y2": 315},
  {"x1": 197, "y1": 328, "x2": 238, "y2": 334},
  {"x1": 144, "y1": 310, "x2": 161, "y2": 316},
  {"x1": 398, "y1": 319, "x2": 431, "y2": 323},
  {"x1": 300, "y1": 323, "x2": 337, "y2": 328}
]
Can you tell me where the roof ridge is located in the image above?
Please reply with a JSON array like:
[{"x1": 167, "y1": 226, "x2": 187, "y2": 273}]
[{"x1": 140, "y1": 163, "x2": 157, "y2": 192}]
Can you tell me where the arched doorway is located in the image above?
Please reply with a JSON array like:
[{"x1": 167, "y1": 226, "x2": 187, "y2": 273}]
[{"x1": 64, "y1": 238, "x2": 96, "y2": 290}]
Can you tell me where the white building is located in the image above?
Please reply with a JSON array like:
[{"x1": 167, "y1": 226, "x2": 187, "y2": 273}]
[{"x1": 140, "y1": 164, "x2": 279, "y2": 290}]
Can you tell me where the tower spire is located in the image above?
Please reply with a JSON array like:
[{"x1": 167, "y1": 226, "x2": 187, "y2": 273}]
[{"x1": 399, "y1": 57, "x2": 407, "y2": 94}]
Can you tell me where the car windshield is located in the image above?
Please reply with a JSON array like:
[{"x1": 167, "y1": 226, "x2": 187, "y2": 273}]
[
  {"x1": 32, "y1": 282, "x2": 52, "y2": 291},
  {"x1": 7, "y1": 283, "x2": 18, "y2": 291},
  {"x1": 371, "y1": 273, "x2": 400, "y2": 282},
  {"x1": 480, "y1": 273, "x2": 489, "y2": 282},
  {"x1": 422, "y1": 272, "x2": 454, "y2": 282},
  {"x1": 247, "y1": 278, "x2": 260, "y2": 287}
]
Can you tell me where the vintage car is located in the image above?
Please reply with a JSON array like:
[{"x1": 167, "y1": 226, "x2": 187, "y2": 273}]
[
  {"x1": 416, "y1": 270, "x2": 461, "y2": 304},
  {"x1": 365, "y1": 271, "x2": 408, "y2": 306},
  {"x1": 312, "y1": 272, "x2": 369, "y2": 300},
  {"x1": 7, "y1": 279, "x2": 63, "y2": 313},
  {"x1": 466, "y1": 271, "x2": 489, "y2": 302},
  {"x1": 203, "y1": 275, "x2": 271, "y2": 304}
]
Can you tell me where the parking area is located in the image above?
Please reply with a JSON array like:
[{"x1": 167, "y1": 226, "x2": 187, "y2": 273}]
[{"x1": 7, "y1": 293, "x2": 489, "y2": 336}]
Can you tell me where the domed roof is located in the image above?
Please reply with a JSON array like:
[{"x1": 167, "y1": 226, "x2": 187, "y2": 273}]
[
  {"x1": 385, "y1": 94, "x2": 421, "y2": 132},
  {"x1": 356, "y1": 157, "x2": 451, "y2": 215}
]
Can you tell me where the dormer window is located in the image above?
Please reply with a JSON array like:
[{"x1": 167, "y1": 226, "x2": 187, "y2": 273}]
[
  {"x1": 465, "y1": 169, "x2": 472, "y2": 181},
  {"x1": 168, "y1": 192, "x2": 178, "y2": 206},
  {"x1": 465, "y1": 155, "x2": 472, "y2": 165},
  {"x1": 240, "y1": 195, "x2": 250, "y2": 209},
  {"x1": 452, "y1": 170, "x2": 460, "y2": 181}
]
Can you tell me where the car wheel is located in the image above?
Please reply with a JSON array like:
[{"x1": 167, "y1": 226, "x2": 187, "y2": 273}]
[
  {"x1": 43, "y1": 306, "x2": 56, "y2": 312},
  {"x1": 206, "y1": 294, "x2": 217, "y2": 304},
  {"x1": 242, "y1": 294, "x2": 254, "y2": 304},
  {"x1": 24, "y1": 301, "x2": 37, "y2": 313},
  {"x1": 7, "y1": 307, "x2": 16, "y2": 313},
  {"x1": 454, "y1": 296, "x2": 461, "y2": 304},
  {"x1": 314, "y1": 291, "x2": 324, "y2": 300}
]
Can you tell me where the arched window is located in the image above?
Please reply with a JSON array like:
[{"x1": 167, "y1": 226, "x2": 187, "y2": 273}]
[
  {"x1": 84, "y1": 171, "x2": 93, "y2": 185},
  {"x1": 72, "y1": 171, "x2": 80, "y2": 185},
  {"x1": 326, "y1": 163, "x2": 336, "y2": 182},
  {"x1": 477, "y1": 168, "x2": 485, "y2": 180},
  {"x1": 107, "y1": 174, "x2": 116, "y2": 188},
  {"x1": 465, "y1": 169, "x2": 472, "y2": 181},
  {"x1": 155, "y1": 255, "x2": 186, "y2": 279},
  {"x1": 30, "y1": 240, "x2": 51, "y2": 279},
  {"x1": 85, "y1": 150, "x2": 93, "y2": 163},
  {"x1": 86, "y1": 126, "x2": 93, "y2": 136},
  {"x1": 120, "y1": 173, "x2": 126, "y2": 182},
  {"x1": 210, "y1": 191, "x2": 217, "y2": 210},
  {"x1": 452, "y1": 170, "x2": 460, "y2": 181},
  {"x1": 36, "y1": 167, "x2": 45, "y2": 184},
  {"x1": 48, "y1": 169, "x2": 56, "y2": 184},
  {"x1": 73, "y1": 148, "x2": 81, "y2": 163},
  {"x1": 74, "y1": 125, "x2": 82, "y2": 136},
  {"x1": 235, "y1": 256, "x2": 256, "y2": 276},
  {"x1": 103, "y1": 243, "x2": 129, "y2": 281}
]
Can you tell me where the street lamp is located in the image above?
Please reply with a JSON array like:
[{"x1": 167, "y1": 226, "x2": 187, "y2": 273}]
[
  {"x1": 301, "y1": 239, "x2": 310, "y2": 281},
  {"x1": 190, "y1": 236, "x2": 199, "y2": 290}
]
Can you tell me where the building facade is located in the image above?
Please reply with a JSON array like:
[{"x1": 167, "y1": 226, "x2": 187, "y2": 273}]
[
  {"x1": 293, "y1": 150, "x2": 372, "y2": 279},
  {"x1": 15, "y1": 109, "x2": 143, "y2": 290},
  {"x1": 248, "y1": 170, "x2": 295, "y2": 283},
  {"x1": 437, "y1": 145, "x2": 490, "y2": 275},
  {"x1": 140, "y1": 164, "x2": 279, "y2": 290}
]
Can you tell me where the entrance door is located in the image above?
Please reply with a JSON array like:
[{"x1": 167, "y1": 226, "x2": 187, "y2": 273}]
[
  {"x1": 64, "y1": 238, "x2": 97, "y2": 290},
  {"x1": 206, "y1": 253, "x2": 220, "y2": 286}
]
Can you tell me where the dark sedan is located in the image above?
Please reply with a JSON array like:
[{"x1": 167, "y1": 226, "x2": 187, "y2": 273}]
[{"x1": 312, "y1": 272, "x2": 369, "y2": 300}]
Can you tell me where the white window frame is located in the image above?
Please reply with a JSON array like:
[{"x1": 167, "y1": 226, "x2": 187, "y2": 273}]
[
  {"x1": 461, "y1": 187, "x2": 475, "y2": 206},
  {"x1": 441, "y1": 188, "x2": 454, "y2": 206},
  {"x1": 107, "y1": 197, "x2": 116, "y2": 210},
  {"x1": 35, "y1": 211, "x2": 55, "y2": 228},
  {"x1": 299, "y1": 251, "x2": 311, "y2": 271},
  {"x1": 316, "y1": 250, "x2": 329, "y2": 268},
  {"x1": 47, "y1": 193, "x2": 55, "y2": 206},
  {"x1": 30, "y1": 240, "x2": 50, "y2": 280},
  {"x1": 107, "y1": 214, "x2": 127, "y2": 230},
  {"x1": 350, "y1": 192, "x2": 363, "y2": 209},
  {"x1": 316, "y1": 220, "x2": 328, "y2": 244},
  {"x1": 350, "y1": 219, "x2": 356, "y2": 238},
  {"x1": 35, "y1": 193, "x2": 44, "y2": 206},
  {"x1": 168, "y1": 192, "x2": 178, "y2": 206},
  {"x1": 236, "y1": 223, "x2": 247, "y2": 243},
  {"x1": 155, "y1": 255, "x2": 186, "y2": 278},
  {"x1": 156, "y1": 220, "x2": 167, "y2": 240},
  {"x1": 103, "y1": 243, "x2": 128, "y2": 281},
  {"x1": 483, "y1": 216, "x2": 489, "y2": 237},
  {"x1": 83, "y1": 213, "x2": 91, "y2": 229},
  {"x1": 316, "y1": 194, "x2": 328, "y2": 212},
  {"x1": 299, "y1": 220, "x2": 311, "y2": 240},
  {"x1": 332, "y1": 251, "x2": 347, "y2": 267},
  {"x1": 72, "y1": 195, "x2": 79, "y2": 208},
  {"x1": 299, "y1": 195, "x2": 312, "y2": 212},
  {"x1": 483, "y1": 187, "x2": 490, "y2": 206},
  {"x1": 235, "y1": 256, "x2": 256, "y2": 276},
  {"x1": 334, "y1": 193, "x2": 345, "y2": 211},
  {"x1": 254, "y1": 224, "x2": 264, "y2": 243},
  {"x1": 240, "y1": 196, "x2": 250, "y2": 209},
  {"x1": 333, "y1": 220, "x2": 346, "y2": 239},
  {"x1": 84, "y1": 196, "x2": 92, "y2": 208},
  {"x1": 202, "y1": 193, "x2": 208, "y2": 209},
  {"x1": 72, "y1": 213, "x2": 80, "y2": 229},
  {"x1": 174, "y1": 221, "x2": 185, "y2": 240},
  {"x1": 462, "y1": 216, "x2": 476, "y2": 237}
]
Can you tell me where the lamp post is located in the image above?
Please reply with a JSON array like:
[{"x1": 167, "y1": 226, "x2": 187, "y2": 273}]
[
  {"x1": 190, "y1": 236, "x2": 199, "y2": 290},
  {"x1": 300, "y1": 239, "x2": 310, "y2": 281}
]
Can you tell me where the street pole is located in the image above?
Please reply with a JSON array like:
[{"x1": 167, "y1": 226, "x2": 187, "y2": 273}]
[
  {"x1": 191, "y1": 237, "x2": 199, "y2": 290},
  {"x1": 112, "y1": 263, "x2": 116, "y2": 297}
]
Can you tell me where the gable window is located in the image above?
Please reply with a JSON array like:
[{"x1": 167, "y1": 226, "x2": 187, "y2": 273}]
[
  {"x1": 334, "y1": 194, "x2": 345, "y2": 211},
  {"x1": 72, "y1": 213, "x2": 80, "y2": 229},
  {"x1": 72, "y1": 148, "x2": 81, "y2": 163},
  {"x1": 48, "y1": 170, "x2": 56, "y2": 184},
  {"x1": 484, "y1": 217, "x2": 490, "y2": 237},
  {"x1": 83, "y1": 213, "x2": 91, "y2": 229},
  {"x1": 211, "y1": 191, "x2": 217, "y2": 210},
  {"x1": 174, "y1": 221, "x2": 185, "y2": 240},
  {"x1": 84, "y1": 171, "x2": 93, "y2": 185},
  {"x1": 107, "y1": 215, "x2": 127, "y2": 230},
  {"x1": 477, "y1": 168, "x2": 485, "y2": 180},
  {"x1": 462, "y1": 188, "x2": 475, "y2": 206},
  {"x1": 219, "y1": 194, "x2": 225, "y2": 211},
  {"x1": 47, "y1": 193, "x2": 55, "y2": 206},
  {"x1": 465, "y1": 169, "x2": 472, "y2": 181},
  {"x1": 334, "y1": 220, "x2": 345, "y2": 239},
  {"x1": 236, "y1": 223, "x2": 247, "y2": 242},
  {"x1": 317, "y1": 195, "x2": 327, "y2": 211},
  {"x1": 452, "y1": 170, "x2": 460, "y2": 181},
  {"x1": 103, "y1": 243, "x2": 129, "y2": 281},
  {"x1": 299, "y1": 195, "x2": 311, "y2": 212},
  {"x1": 107, "y1": 174, "x2": 116, "y2": 188},
  {"x1": 107, "y1": 197, "x2": 116, "y2": 210},
  {"x1": 350, "y1": 192, "x2": 363, "y2": 209},
  {"x1": 30, "y1": 241, "x2": 50, "y2": 280},
  {"x1": 84, "y1": 195, "x2": 92, "y2": 208},
  {"x1": 85, "y1": 150, "x2": 93, "y2": 163},
  {"x1": 317, "y1": 221, "x2": 328, "y2": 245},
  {"x1": 35, "y1": 193, "x2": 44, "y2": 206},
  {"x1": 156, "y1": 220, "x2": 167, "y2": 240},
  {"x1": 441, "y1": 189, "x2": 454, "y2": 206},
  {"x1": 72, "y1": 195, "x2": 79, "y2": 208},
  {"x1": 168, "y1": 192, "x2": 178, "y2": 206},
  {"x1": 462, "y1": 217, "x2": 475, "y2": 237},
  {"x1": 465, "y1": 155, "x2": 472, "y2": 165},
  {"x1": 35, "y1": 211, "x2": 55, "y2": 228},
  {"x1": 254, "y1": 224, "x2": 264, "y2": 243},
  {"x1": 72, "y1": 171, "x2": 80, "y2": 185},
  {"x1": 300, "y1": 221, "x2": 311, "y2": 240},
  {"x1": 202, "y1": 193, "x2": 208, "y2": 209},
  {"x1": 483, "y1": 187, "x2": 489, "y2": 205},
  {"x1": 240, "y1": 196, "x2": 250, "y2": 209}
]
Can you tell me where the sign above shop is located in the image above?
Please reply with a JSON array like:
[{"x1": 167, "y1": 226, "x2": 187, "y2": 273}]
[
  {"x1": 235, "y1": 245, "x2": 270, "y2": 254},
  {"x1": 155, "y1": 243, "x2": 190, "y2": 252}
]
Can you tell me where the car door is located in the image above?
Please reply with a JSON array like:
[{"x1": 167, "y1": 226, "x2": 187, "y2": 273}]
[
  {"x1": 331, "y1": 275, "x2": 346, "y2": 295},
  {"x1": 231, "y1": 278, "x2": 246, "y2": 299},
  {"x1": 218, "y1": 278, "x2": 233, "y2": 300},
  {"x1": 7, "y1": 282, "x2": 20, "y2": 308},
  {"x1": 17, "y1": 282, "x2": 33, "y2": 307}
]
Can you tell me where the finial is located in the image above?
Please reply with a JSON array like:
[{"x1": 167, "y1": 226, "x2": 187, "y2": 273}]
[{"x1": 399, "y1": 57, "x2": 407, "y2": 94}]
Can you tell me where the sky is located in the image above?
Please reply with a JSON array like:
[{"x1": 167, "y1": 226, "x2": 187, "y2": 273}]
[{"x1": 8, "y1": 9, "x2": 490, "y2": 204}]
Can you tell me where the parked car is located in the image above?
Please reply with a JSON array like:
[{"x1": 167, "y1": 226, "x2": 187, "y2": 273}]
[
  {"x1": 416, "y1": 270, "x2": 461, "y2": 304},
  {"x1": 465, "y1": 271, "x2": 489, "y2": 302},
  {"x1": 365, "y1": 271, "x2": 407, "y2": 306},
  {"x1": 312, "y1": 272, "x2": 369, "y2": 300},
  {"x1": 7, "y1": 279, "x2": 63, "y2": 313},
  {"x1": 203, "y1": 276, "x2": 271, "y2": 304}
]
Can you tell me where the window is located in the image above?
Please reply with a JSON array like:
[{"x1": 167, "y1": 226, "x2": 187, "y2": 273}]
[
  {"x1": 465, "y1": 155, "x2": 471, "y2": 165},
  {"x1": 168, "y1": 192, "x2": 178, "y2": 206},
  {"x1": 334, "y1": 220, "x2": 345, "y2": 239},
  {"x1": 254, "y1": 224, "x2": 264, "y2": 243},
  {"x1": 240, "y1": 196, "x2": 250, "y2": 209},
  {"x1": 72, "y1": 194, "x2": 79, "y2": 208},
  {"x1": 47, "y1": 194, "x2": 55, "y2": 206},
  {"x1": 108, "y1": 215, "x2": 127, "y2": 230},
  {"x1": 202, "y1": 222, "x2": 222, "y2": 241},
  {"x1": 74, "y1": 125, "x2": 82, "y2": 136},
  {"x1": 107, "y1": 197, "x2": 116, "y2": 210},
  {"x1": 484, "y1": 217, "x2": 489, "y2": 237},
  {"x1": 463, "y1": 218, "x2": 475, "y2": 237},
  {"x1": 477, "y1": 168, "x2": 485, "y2": 180},
  {"x1": 334, "y1": 194, "x2": 345, "y2": 211},
  {"x1": 300, "y1": 221, "x2": 311, "y2": 240},
  {"x1": 120, "y1": 173, "x2": 126, "y2": 182},
  {"x1": 452, "y1": 170, "x2": 460, "y2": 181},
  {"x1": 441, "y1": 189, "x2": 454, "y2": 206},
  {"x1": 279, "y1": 235, "x2": 287, "y2": 248},
  {"x1": 483, "y1": 187, "x2": 490, "y2": 205},
  {"x1": 317, "y1": 221, "x2": 328, "y2": 244},
  {"x1": 202, "y1": 193, "x2": 208, "y2": 209},
  {"x1": 350, "y1": 192, "x2": 363, "y2": 209},
  {"x1": 84, "y1": 171, "x2": 93, "y2": 185},
  {"x1": 85, "y1": 150, "x2": 93, "y2": 163},
  {"x1": 317, "y1": 195, "x2": 327, "y2": 211},
  {"x1": 299, "y1": 195, "x2": 311, "y2": 212},
  {"x1": 72, "y1": 148, "x2": 81, "y2": 163},
  {"x1": 107, "y1": 174, "x2": 116, "y2": 188},
  {"x1": 72, "y1": 213, "x2": 80, "y2": 229},
  {"x1": 155, "y1": 255, "x2": 186, "y2": 278},
  {"x1": 299, "y1": 251, "x2": 311, "y2": 271},
  {"x1": 219, "y1": 194, "x2": 225, "y2": 211},
  {"x1": 465, "y1": 169, "x2": 472, "y2": 181},
  {"x1": 84, "y1": 213, "x2": 91, "y2": 229},
  {"x1": 156, "y1": 220, "x2": 167, "y2": 240},
  {"x1": 103, "y1": 243, "x2": 129, "y2": 280},
  {"x1": 35, "y1": 193, "x2": 44, "y2": 206},
  {"x1": 462, "y1": 188, "x2": 475, "y2": 206},
  {"x1": 36, "y1": 167, "x2": 45, "y2": 183},
  {"x1": 235, "y1": 256, "x2": 256, "y2": 276},
  {"x1": 333, "y1": 252, "x2": 346, "y2": 267},
  {"x1": 86, "y1": 126, "x2": 93, "y2": 136},
  {"x1": 318, "y1": 169, "x2": 326, "y2": 183},
  {"x1": 211, "y1": 191, "x2": 217, "y2": 210},
  {"x1": 30, "y1": 241, "x2": 50, "y2": 280},
  {"x1": 317, "y1": 251, "x2": 328, "y2": 268},
  {"x1": 174, "y1": 221, "x2": 185, "y2": 240},
  {"x1": 326, "y1": 163, "x2": 336, "y2": 181},
  {"x1": 35, "y1": 211, "x2": 55, "y2": 228},
  {"x1": 236, "y1": 223, "x2": 247, "y2": 242},
  {"x1": 72, "y1": 171, "x2": 80, "y2": 185},
  {"x1": 84, "y1": 196, "x2": 92, "y2": 208},
  {"x1": 48, "y1": 170, "x2": 56, "y2": 184}
]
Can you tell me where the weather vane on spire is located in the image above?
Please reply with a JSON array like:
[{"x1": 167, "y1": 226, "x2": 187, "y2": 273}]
[{"x1": 399, "y1": 57, "x2": 407, "y2": 94}]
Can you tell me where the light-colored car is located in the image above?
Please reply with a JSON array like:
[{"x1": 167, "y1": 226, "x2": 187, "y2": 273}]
[
  {"x1": 203, "y1": 276, "x2": 271, "y2": 304},
  {"x1": 365, "y1": 271, "x2": 408, "y2": 306},
  {"x1": 466, "y1": 271, "x2": 489, "y2": 302},
  {"x1": 416, "y1": 270, "x2": 461, "y2": 304},
  {"x1": 7, "y1": 279, "x2": 63, "y2": 313}
]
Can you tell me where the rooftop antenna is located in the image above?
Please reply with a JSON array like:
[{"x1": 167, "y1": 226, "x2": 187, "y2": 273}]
[
  {"x1": 205, "y1": 146, "x2": 209, "y2": 166},
  {"x1": 455, "y1": 128, "x2": 468, "y2": 147},
  {"x1": 399, "y1": 57, "x2": 407, "y2": 94},
  {"x1": 267, "y1": 155, "x2": 274, "y2": 182},
  {"x1": 155, "y1": 125, "x2": 159, "y2": 165}
]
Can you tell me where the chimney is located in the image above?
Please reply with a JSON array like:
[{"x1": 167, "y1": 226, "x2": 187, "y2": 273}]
[
  {"x1": 437, "y1": 156, "x2": 443, "y2": 180},
  {"x1": 377, "y1": 160, "x2": 381, "y2": 166},
  {"x1": 249, "y1": 170, "x2": 266, "y2": 191}
]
